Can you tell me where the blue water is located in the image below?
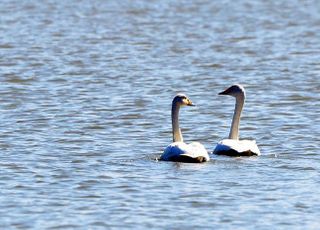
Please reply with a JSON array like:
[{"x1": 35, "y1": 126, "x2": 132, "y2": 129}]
[{"x1": 0, "y1": 0, "x2": 319, "y2": 229}]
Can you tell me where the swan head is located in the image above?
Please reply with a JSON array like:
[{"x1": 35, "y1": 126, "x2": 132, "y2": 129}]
[
  {"x1": 219, "y1": 84, "x2": 246, "y2": 98},
  {"x1": 173, "y1": 94, "x2": 195, "y2": 106}
]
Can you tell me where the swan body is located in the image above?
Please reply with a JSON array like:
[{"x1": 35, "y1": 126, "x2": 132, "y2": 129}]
[
  {"x1": 160, "y1": 94, "x2": 210, "y2": 163},
  {"x1": 213, "y1": 139, "x2": 260, "y2": 156},
  {"x1": 213, "y1": 85, "x2": 261, "y2": 156},
  {"x1": 162, "y1": 142, "x2": 210, "y2": 163}
]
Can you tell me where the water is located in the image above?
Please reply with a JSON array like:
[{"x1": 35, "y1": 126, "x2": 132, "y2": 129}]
[{"x1": 0, "y1": 0, "x2": 319, "y2": 229}]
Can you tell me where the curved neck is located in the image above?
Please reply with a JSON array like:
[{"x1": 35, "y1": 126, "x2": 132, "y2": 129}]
[
  {"x1": 172, "y1": 101, "x2": 183, "y2": 142},
  {"x1": 229, "y1": 95, "x2": 245, "y2": 140}
]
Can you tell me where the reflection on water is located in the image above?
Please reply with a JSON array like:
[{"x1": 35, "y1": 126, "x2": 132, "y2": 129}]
[{"x1": 0, "y1": 0, "x2": 319, "y2": 229}]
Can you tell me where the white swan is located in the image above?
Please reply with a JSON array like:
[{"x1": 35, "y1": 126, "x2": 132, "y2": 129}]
[
  {"x1": 160, "y1": 94, "x2": 210, "y2": 163},
  {"x1": 213, "y1": 85, "x2": 261, "y2": 156}
]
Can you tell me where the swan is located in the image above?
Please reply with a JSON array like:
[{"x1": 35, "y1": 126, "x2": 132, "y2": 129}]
[
  {"x1": 160, "y1": 94, "x2": 210, "y2": 163},
  {"x1": 213, "y1": 85, "x2": 261, "y2": 156}
]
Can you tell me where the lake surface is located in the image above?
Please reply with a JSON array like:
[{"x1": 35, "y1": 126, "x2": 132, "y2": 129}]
[{"x1": 0, "y1": 0, "x2": 319, "y2": 229}]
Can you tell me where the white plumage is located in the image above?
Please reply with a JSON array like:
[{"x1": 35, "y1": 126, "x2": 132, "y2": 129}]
[
  {"x1": 162, "y1": 142, "x2": 210, "y2": 162},
  {"x1": 213, "y1": 85, "x2": 261, "y2": 156},
  {"x1": 213, "y1": 139, "x2": 260, "y2": 156},
  {"x1": 160, "y1": 94, "x2": 210, "y2": 163}
]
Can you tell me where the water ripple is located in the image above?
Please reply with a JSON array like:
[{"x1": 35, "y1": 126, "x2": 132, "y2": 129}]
[{"x1": 0, "y1": 0, "x2": 319, "y2": 229}]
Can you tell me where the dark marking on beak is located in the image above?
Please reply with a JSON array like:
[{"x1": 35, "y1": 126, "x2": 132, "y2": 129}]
[
  {"x1": 188, "y1": 101, "x2": 195, "y2": 106},
  {"x1": 218, "y1": 89, "x2": 229, "y2": 95}
]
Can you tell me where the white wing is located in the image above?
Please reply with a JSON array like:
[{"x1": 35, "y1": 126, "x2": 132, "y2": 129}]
[
  {"x1": 183, "y1": 142, "x2": 210, "y2": 160},
  {"x1": 161, "y1": 142, "x2": 210, "y2": 162},
  {"x1": 213, "y1": 139, "x2": 261, "y2": 156}
]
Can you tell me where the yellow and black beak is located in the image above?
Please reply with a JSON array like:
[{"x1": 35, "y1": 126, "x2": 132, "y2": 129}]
[{"x1": 187, "y1": 100, "x2": 195, "y2": 106}]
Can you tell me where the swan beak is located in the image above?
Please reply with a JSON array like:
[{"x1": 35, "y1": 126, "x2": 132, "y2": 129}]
[
  {"x1": 218, "y1": 89, "x2": 229, "y2": 95},
  {"x1": 188, "y1": 101, "x2": 195, "y2": 106}
]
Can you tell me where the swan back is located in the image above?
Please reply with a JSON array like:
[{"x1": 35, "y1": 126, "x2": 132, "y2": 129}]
[
  {"x1": 213, "y1": 139, "x2": 261, "y2": 156},
  {"x1": 161, "y1": 142, "x2": 210, "y2": 163}
]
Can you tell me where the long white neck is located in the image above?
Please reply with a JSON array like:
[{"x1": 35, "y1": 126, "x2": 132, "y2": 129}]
[
  {"x1": 229, "y1": 95, "x2": 245, "y2": 140},
  {"x1": 172, "y1": 101, "x2": 183, "y2": 142}
]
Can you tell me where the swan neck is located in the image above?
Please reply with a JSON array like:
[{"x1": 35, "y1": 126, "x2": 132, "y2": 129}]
[
  {"x1": 229, "y1": 95, "x2": 244, "y2": 140},
  {"x1": 172, "y1": 101, "x2": 183, "y2": 142}
]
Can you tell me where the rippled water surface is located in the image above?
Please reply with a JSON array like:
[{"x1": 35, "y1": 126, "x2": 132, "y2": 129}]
[{"x1": 1, "y1": 0, "x2": 320, "y2": 229}]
